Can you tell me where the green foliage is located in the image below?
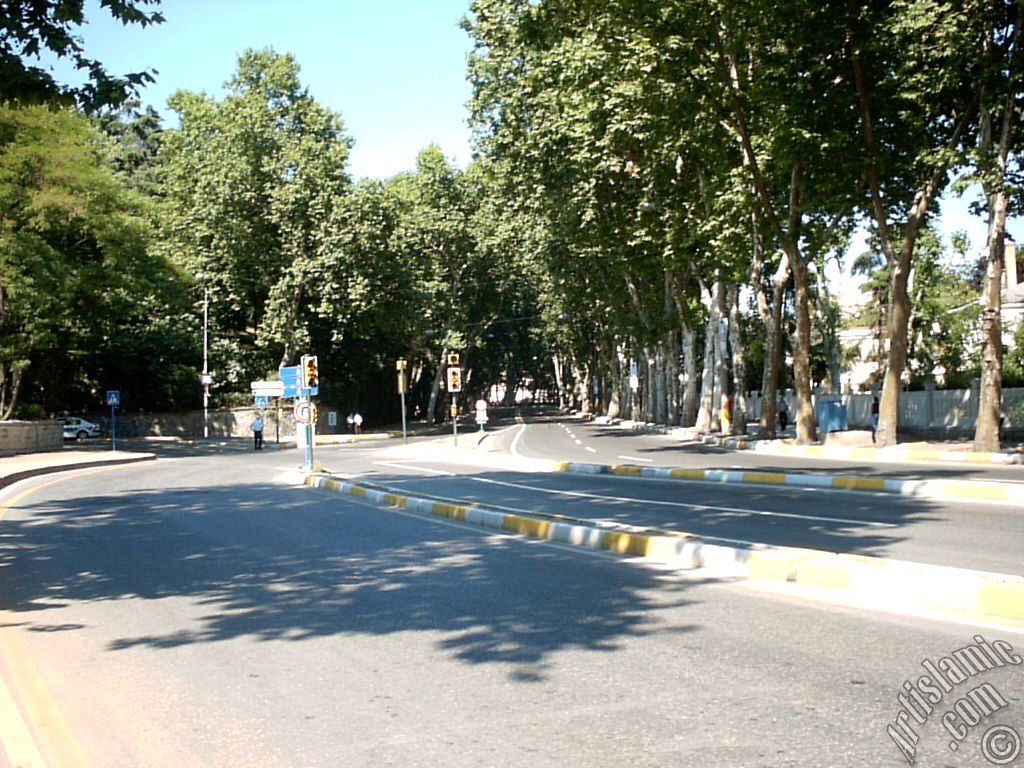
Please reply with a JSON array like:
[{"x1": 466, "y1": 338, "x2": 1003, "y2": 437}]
[
  {"x1": 0, "y1": 103, "x2": 190, "y2": 416},
  {"x1": 0, "y1": 0, "x2": 164, "y2": 110},
  {"x1": 161, "y1": 48, "x2": 352, "y2": 398}
]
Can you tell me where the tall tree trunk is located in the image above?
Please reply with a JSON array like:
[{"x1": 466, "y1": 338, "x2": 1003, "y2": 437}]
[
  {"x1": 654, "y1": 345, "x2": 668, "y2": 424},
  {"x1": 696, "y1": 289, "x2": 718, "y2": 433},
  {"x1": 426, "y1": 348, "x2": 445, "y2": 424},
  {"x1": 681, "y1": 324, "x2": 698, "y2": 426},
  {"x1": 728, "y1": 284, "x2": 748, "y2": 434},
  {"x1": 607, "y1": 349, "x2": 623, "y2": 419},
  {"x1": 851, "y1": 45, "x2": 976, "y2": 447},
  {"x1": 552, "y1": 354, "x2": 565, "y2": 409},
  {"x1": 975, "y1": 6, "x2": 1021, "y2": 451},
  {"x1": 715, "y1": 281, "x2": 730, "y2": 433},
  {"x1": 501, "y1": 360, "x2": 519, "y2": 407},
  {"x1": 666, "y1": 331, "x2": 680, "y2": 426},
  {"x1": 790, "y1": 256, "x2": 818, "y2": 443},
  {"x1": 759, "y1": 264, "x2": 788, "y2": 437}
]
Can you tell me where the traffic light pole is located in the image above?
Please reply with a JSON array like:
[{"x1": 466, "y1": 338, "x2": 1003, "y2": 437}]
[
  {"x1": 452, "y1": 395, "x2": 458, "y2": 447},
  {"x1": 400, "y1": 390, "x2": 408, "y2": 445}
]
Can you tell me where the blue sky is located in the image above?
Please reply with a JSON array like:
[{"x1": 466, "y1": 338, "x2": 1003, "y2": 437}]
[
  {"x1": 40, "y1": 0, "x2": 1015, "y2": 274},
  {"x1": 46, "y1": 0, "x2": 475, "y2": 179}
]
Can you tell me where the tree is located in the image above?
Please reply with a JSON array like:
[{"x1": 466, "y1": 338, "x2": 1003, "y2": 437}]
[
  {"x1": 0, "y1": 0, "x2": 164, "y2": 110},
  {"x1": 847, "y1": 0, "x2": 983, "y2": 446},
  {"x1": 0, "y1": 103, "x2": 181, "y2": 417},
  {"x1": 161, "y1": 48, "x2": 352, "y2": 396},
  {"x1": 972, "y1": 0, "x2": 1024, "y2": 450}
]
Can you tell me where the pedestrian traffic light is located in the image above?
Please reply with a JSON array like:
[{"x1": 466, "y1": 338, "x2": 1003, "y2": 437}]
[
  {"x1": 301, "y1": 355, "x2": 319, "y2": 391},
  {"x1": 447, "y1": 366, "x2": 462, "y2": 393}
]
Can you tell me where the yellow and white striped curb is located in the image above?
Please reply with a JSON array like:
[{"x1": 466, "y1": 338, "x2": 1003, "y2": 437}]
[
  {"x1": 548, "y1": 460, "x2": 1024, "y2": 506},
  {"x1": 303, "y1": 473, "x2": 1024, "y2": 624},
  {"x1": 753, "y1": 440, "x2": 1023, "y2": 466}
]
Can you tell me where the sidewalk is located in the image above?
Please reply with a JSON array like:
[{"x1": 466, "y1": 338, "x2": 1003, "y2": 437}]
[{"x1": 0, "y1": 449, "x2": 155, "y2": 490}]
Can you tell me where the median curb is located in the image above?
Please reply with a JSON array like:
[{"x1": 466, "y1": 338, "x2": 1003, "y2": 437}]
[
  {"x1": 752, "y1": 440, "x2": 1023, "y2": 466},
  {"x1": 549, "y1": 460, "x2": 1024, "y2": 506},
  {"x1": 304, "y1": 471, "x2": 1024, "y2": 625},
  {"x1": 0, "y1": 452, "x2": 156, "y2": 491}
]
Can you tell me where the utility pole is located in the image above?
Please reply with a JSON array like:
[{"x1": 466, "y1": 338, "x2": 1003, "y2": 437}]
[
  {"x1": 202, "y1": 286, "x2": 210, "y2": 439},
  {"x1": 446, "y1": 353, "x2": 462, "y2": 447},
  {"x1": 397, "y1": 359, "x2": 409, "y2": 445}
]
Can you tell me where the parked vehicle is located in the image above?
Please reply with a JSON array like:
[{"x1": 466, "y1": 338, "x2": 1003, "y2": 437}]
[{"x1": 63, "y1": 417, "x2": 101, "y2": 440}]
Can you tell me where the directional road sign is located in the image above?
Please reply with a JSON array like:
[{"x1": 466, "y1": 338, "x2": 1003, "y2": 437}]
[
  {"x1": 279, "y1": 365, "x2": 302, "y2": 398},
  {"x1": 250, "y1": 380, "x2": 285, "y2": 397}
]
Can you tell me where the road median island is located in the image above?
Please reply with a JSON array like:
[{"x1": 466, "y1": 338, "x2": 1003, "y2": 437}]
[
  {"x1": 376, "y1": 437, "x2": 1024, "y2": 506},
  {"x1": 550, "y1": 460, "x2": 1024, "y2": 507},
  {"x1": 303, "y1": 471, "x2": 1024, "y2": 627},
  {"x1": 752, "y1": 439, "x2": 1023, "y2": 466}
]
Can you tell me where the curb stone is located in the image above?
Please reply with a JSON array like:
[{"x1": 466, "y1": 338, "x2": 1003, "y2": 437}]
[
  {"x1": 304, "y1": 472, "x2": 1024, "y2": 624},
  {"x1": 549, "y1": 459, "x2": 1024, "y2": 507},
  {"x1": 0, "y1": 453, "x2": 156, "y2": 491},
  {"x1": 753, "y1": 440, "x2": 1023, "y2": 466}
]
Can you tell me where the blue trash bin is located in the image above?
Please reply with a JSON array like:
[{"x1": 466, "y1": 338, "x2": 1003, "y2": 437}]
[{"x1": 816, "y1": 400, "x2": 848, "y2": 433}]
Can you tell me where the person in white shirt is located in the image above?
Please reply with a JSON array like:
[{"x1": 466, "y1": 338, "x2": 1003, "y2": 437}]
[{"x1": 251, "y1": 413, "x2": 264, "y2": 450}]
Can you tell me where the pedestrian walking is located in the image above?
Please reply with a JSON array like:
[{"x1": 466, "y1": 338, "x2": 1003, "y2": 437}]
[
  {"x1": 777, "y1": 395, "x2": 789, "y2": 433},
  {"x1": 353, "y1": 412, "x2": 363, "y2": 434},
  {"x1": 870, "y1": 396, "x2": 879, "y2": 443},
  {"x1": 346, "y1": 413, "x2": 355, "y2": 433},
  {"x1": 251, "y1": 412, "x2": 264, "y2": 450}
]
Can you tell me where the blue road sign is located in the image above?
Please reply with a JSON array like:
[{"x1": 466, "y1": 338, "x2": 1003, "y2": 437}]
[
  {"x1": 279, "y1": 365, "x2": 301, "y2": 398},
  {"x1": 106, "y1": 390, "x2": 120, "y2": 406},
  {"x1": 254, "y1": 395, "x2": 269, "y2": 407},
  {"x1": 279, "y1": 364, "x2": 318, "y2": 397}
]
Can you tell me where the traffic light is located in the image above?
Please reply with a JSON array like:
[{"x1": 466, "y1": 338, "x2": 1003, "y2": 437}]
[
  {"x1": 447, "y1": 366, "x2": 462, "y2": 393},
  {"x1": 301, "y1": 355, "x2": 319, "y2": 391},
  {"x1": 446, "y1": 352, "x2": 460, "y2": 366}
]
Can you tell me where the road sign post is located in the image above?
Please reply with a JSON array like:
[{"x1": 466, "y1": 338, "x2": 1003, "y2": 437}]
[
  {"x1": 105, "y1": 391, "x2": 120, "y2": 451},
  {"x1": 295, "y1": 397, "x2": 313, "y2": 470}
]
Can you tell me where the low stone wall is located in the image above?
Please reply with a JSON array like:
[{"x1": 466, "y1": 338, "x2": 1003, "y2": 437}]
[
  {"x1": 0, "y1": 421, "x2": 63, "y2": 455},
  {"x1": 86, "y1": 407, "x2": 301, "y2": 439}
]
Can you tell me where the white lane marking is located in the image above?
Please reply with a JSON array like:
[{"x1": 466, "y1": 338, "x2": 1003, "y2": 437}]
[
  {"x1": 373, "y1": 461, "x2": 455, "y2": 476},
  {"x1": 509, "y1": 424, "x2": 528, "y2": 457},
  {"x1": 465, "y1": 476, "x2": 896, "y2": 529},
  {"x1": 574, "y1": 439, "x2": 583, "y2": 445},
  {"x1": 586, "y1": 447, "x2": 598, "y2": 453},
  {"x1": 371, "y1": 451, "x2": 896, "y2": 529},
  {"x1": 618, "y1": 455, "x2": 654, "y2": 464}
]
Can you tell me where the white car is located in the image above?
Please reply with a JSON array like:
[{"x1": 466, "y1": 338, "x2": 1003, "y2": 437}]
[{"x1": 63, "y1": 417, "x2": 102, "y2": 440}]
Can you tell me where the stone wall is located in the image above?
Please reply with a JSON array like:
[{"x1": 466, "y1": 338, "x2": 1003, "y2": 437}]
[
  {"x1": 0, "y1": 421, "x2": 63, "y2": 455},
  {"x1": 86, "y1": 407, "x2": 302, "y2": 439}
]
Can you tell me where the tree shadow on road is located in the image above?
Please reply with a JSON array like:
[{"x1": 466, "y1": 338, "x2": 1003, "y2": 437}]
[{"x1": 0, "y1": 480, "x2": 700, "y2": 682}]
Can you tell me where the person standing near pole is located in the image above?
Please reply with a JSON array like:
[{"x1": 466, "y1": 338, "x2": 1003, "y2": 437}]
[
  {"x1": 251, "y1": 411, "x2": 264, "y2": 450},
  {"x1": 353, "y1": 412, "x2": 363, "y2": 434}
]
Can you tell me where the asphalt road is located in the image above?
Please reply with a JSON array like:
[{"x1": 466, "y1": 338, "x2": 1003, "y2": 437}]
[
  {"x1": 321, "y1": 425, "x2": 1024, "y2": 576},
  {"x1": 1, "y1": 448, "x2": 1021, "y2": 767},
  {"x1": 512, "y1": 419, "x2": 1024, "y2": 483}
]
